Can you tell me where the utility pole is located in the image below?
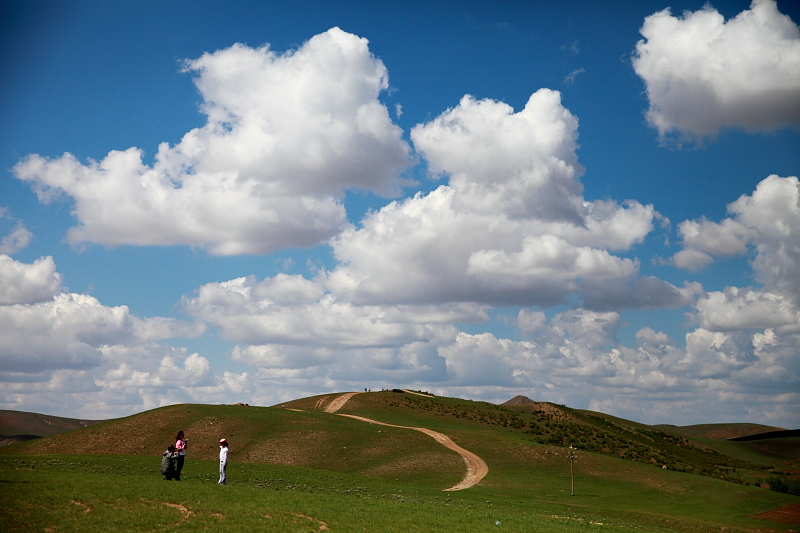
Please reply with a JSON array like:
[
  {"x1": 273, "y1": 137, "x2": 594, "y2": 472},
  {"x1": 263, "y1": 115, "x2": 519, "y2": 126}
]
[{"x1": 568, "y1": 445, "x2": 577, "y2": 496}]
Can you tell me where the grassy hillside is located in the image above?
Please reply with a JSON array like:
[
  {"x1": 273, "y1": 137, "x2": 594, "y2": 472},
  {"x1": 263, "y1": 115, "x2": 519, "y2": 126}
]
[
  {"x1": 4, "y1": 392, "x2": 795, "y2": 486},
  {"x1": 0, "y1": 409, "x2": 104, "y2": 445},
  {"x1": 656, "y1": 423, "x2": 788, "y2": 440},
  {"x1": 2, "y1": 391, "x2": 799, "y2": 531}
]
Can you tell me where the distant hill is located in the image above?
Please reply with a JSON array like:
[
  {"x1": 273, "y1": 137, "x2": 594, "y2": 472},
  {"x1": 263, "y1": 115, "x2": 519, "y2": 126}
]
[
  {"x1": 654, "y1": 423, "x2": 787, "y2": 440},
  {"x1": 730, "y1": 430, "x2": 800, "y2": 441},
  {"x1": 2, "y1": 393, "x2": 797, "y2": 488},
  {"x1": 0, "y1": 410, "x2": 105, "y2": 446},
  {"x1": 502, "y1": 395, "x2": 535, "y2": 406}
]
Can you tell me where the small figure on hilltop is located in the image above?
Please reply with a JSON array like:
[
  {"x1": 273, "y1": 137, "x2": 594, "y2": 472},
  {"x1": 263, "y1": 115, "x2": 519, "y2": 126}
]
[
  {"x1": 161, "y1": 445, "x2": 179, "y2": 480},
  {"x1": 174, "y1": 431, "x2": 187, "y2": 481},
  {"x1": 218, "y1": 438, "x2": 228, "y2": 485}
]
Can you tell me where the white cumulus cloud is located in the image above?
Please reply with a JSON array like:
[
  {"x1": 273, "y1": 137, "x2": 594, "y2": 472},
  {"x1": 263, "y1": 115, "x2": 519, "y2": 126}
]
[
  {"x1": 325, "y1": 90, "x2": 679, "y2": 309},
  {"x1": 0, "y1": 255, "x2": 61, "y2": 305},
  {"x1": 0, "y1": 256, "x2": 245, "y2": 419},
  {"x1": 13, "y1": 28, "x2": 411, "y2": 255},
  {"x1": 674, "y1": 175, "x2": 800, "y2": 303},
  {"x1": 696, "y1": 287, "x2": 800, "y2": 332},
  {"x1": 633, "y1": 0, "x2": 800, "y2": 142}
]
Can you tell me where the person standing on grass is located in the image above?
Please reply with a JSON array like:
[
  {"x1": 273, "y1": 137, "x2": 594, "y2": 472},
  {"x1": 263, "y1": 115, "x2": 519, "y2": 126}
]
[
  {"x1": 218, "y1": 438, "x2": 228, "y2": 485},
  {"x1": 174, "y1": 431, "x2": 187, "y2": 480}
]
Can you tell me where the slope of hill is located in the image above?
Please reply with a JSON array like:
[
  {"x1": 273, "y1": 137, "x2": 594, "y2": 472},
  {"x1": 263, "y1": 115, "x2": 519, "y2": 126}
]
[
  {"x1": 0, "y1": 410, "x2": 105, "y2": 446},
  {"x1": 655, "y1": 422, "x2": 787, "y2": 440},
  {"x1": 3, "y1": 391, "x2": 799, "y2": 532},
  {"x1": 3, "y1": 392, "x2": 797, "y2": 487}
]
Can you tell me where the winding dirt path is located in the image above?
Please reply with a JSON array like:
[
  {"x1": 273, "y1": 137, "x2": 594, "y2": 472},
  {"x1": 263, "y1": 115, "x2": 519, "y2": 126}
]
[
  {"x1": 322, "y1": 392, "x2": 488, "y2": 491},
  {"x1": 323, "y1": 392, "x2": 363, "y2": 413}
]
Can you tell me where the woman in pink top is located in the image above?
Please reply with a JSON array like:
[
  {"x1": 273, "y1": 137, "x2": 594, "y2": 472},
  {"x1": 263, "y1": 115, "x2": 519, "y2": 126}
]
[{"x1": 175, "y1": 430, "x2": 187, "y2": 480}]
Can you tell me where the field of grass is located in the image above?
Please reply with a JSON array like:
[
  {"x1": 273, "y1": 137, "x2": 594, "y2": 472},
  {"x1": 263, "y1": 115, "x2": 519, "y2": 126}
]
[
  {"x1": 1, "y1": 391, "x2": 798, "y2": 531},
  {"x1": 2, "y1": 453, "x2": 797, "y2": 533}
]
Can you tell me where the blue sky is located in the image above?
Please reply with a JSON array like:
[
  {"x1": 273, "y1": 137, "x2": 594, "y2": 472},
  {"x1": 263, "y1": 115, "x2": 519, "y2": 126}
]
[{"x1": 1, "y1": 0, "x2": 798, "y2": 427}]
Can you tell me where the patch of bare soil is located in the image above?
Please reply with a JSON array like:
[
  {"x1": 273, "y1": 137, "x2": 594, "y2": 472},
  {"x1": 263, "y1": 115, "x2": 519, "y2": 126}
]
[
  {"x1": 70, "y1": 500, "x2": 91, "y2": 513},
  {"x1": 313, "y1": 397, "x2": 331, "y2": 410},
  {"x1": 246, "y1": 430, "x2": 332, "y2": 466},
  {"x1": 289, "y1": 511, "x2": 329, "y2": 531},
  {"x1": 323, "y1": 392, "x2": 362, "y2": 413},
  {"x1": 361, "y1": 450, "x2": 463, "y2": 478},
  {"x1": 400, "y1": 390, "x2": 435, "y2": 398},
  {"x1": 502, "y1": 395, "x2": 536, "y2": 407},
  {"x1": 141, "y1": 499, "x2": 193, "y2": 525},
  {"x1": 752, "y1": 503, "x2": 800, "y2": 525}
]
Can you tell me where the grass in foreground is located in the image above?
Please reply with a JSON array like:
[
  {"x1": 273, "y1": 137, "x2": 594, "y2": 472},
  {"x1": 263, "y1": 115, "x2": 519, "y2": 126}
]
[{"x1": 1, "y1": 454, "x2": 797, "y2": 533}]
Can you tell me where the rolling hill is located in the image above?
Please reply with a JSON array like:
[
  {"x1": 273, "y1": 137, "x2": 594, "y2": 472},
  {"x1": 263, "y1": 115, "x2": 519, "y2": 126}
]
[
  {"x1": 3, "y1": 391, "x2": 795, "y2": 485},
  {"x1": 2, "y1": 391, "x2": 799, "y2": 531},
  {"x1": 0, "y1": 409, "x2": 104, "y2": 446},
  {"x1": 654, "y1": 422, "x2": 788, "y2": 440}
]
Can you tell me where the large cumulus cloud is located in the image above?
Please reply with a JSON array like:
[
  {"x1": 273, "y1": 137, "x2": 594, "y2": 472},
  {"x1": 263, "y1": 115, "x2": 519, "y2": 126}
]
[
  {"x1": 674, "y1": 175, "x2": 800, "y2": 329},
  {"x1": 0, "y1": 256, "x2": 248, "y2": 418},
  {"x1": 633, "y1": 0, "x2": 800, "y2": 142},
  {"x1": 327, "y1": 90, "x2": 683, "y2": 309},
  {"x1": 653, "y1": 174, "x2": 800, "y2": 424},
  {"x1": 172, "y1": 86, "x2": 715, "y2": 420},
  {"x1": 13, "y1": 28, "x2": 411, "y2": 255}
]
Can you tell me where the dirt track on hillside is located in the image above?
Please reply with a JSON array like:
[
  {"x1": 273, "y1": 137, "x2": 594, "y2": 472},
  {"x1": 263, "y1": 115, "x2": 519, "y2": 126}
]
[
  {"x1": 323, "y1": 392, "x2": 488, "y2": 491},
  {"x1": 323, "y1": 392, "x2": 362, "y2": 413}
]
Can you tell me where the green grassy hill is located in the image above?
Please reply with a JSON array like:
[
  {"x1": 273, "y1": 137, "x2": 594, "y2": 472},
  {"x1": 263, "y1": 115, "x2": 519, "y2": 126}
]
[
  {"x1": 2, "y1": 391, "x2": 799, "y2": 532},
  {"x1": 656, "y1": 423, "x2": 787, "y2": 440},
  {"x1": 0, "y1": 409, "x2": 105, "y2": 446},
  {"x1": 651, "y1": 423, "x2": 799, "y2": 475}
]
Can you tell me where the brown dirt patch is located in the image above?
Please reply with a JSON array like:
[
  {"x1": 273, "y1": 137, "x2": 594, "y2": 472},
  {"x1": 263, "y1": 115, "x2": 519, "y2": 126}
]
[
  {"x1": 161, "y1": 502, "x2": 192, "y2": 517},
  {"x1": 141, "y1": 499, "x2": 194, "y2": 525},
  {"x1": 314, "y1": 397, "x2": 331, "y2": 410},
  {"x1": 289, "y1": 511, "x2": 329, "y2": 531},
  {"x1": 324, "y1": 392, "x2": 362, "y2": 413},
  {"x1": 400, "y1": 389, "x2": 435, "y2": 398},
  {"x1": 752, "y1": 503, "x2": 800, "y2": 525},
  {"x1": 246, "y1": 430, "x2": 332, "y2": 466},
  {"x1": 70, "y1": 500, "x2": 91, "y2": 513},
  {"x1": 361, "y1": 450, "x2": 463, "y2": 478}
]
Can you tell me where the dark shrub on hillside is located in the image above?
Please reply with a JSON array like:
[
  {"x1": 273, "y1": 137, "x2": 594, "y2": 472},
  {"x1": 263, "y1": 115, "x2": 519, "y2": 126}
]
[{"x1": 766, "y1": 476, "x2": 800, "y2": 496}]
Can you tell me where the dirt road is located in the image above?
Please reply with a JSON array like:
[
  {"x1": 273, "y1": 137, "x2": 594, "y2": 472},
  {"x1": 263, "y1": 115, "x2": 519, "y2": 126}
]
[
  {"x1": 323, "y1": 392, "x2": 363, "y2": 413},
  {"x1": 321, "y1": 392, "x2": 488, "y2": 491}
]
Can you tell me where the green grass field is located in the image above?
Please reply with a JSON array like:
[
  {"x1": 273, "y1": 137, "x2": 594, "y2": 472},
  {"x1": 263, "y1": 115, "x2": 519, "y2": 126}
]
[{"x1": 1, "y1": 391, "x2": 798, "y2": 532}]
